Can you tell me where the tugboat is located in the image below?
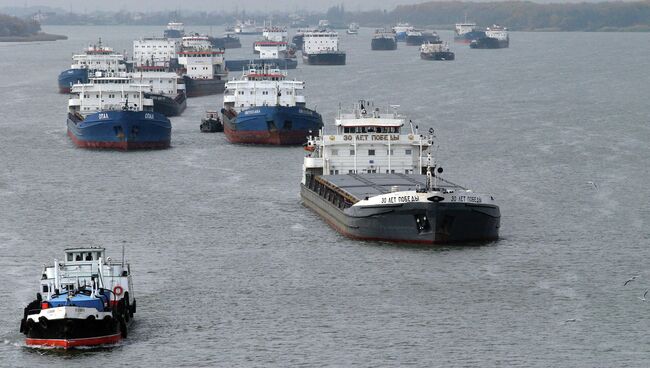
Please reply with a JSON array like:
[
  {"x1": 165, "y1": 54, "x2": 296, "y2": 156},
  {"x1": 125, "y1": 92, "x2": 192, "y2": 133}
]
[
  {"x1": 371, "y1": 29, "x2": 397, "y2": 51},
  {"x1": 302, "y1": 30, "x2": 346, "y2": 65},
  {"x1": 300, "y1": 100, "x2": 500, "y2": 244},
  {"x1": 222, "y1": 65, "x2": 323, "y2": 145},
  {"x1": 178, "y1": 35, "x2": 227, "y2": 97},
  {"x1": 454, "y1": 21, "x2": 486, "y2": 44},
  {"x1": 420, "y1": 41, "x2": 455, "y2": 61},
  {"x1": 470, "y1": 25, "x2": 509, "y2": 49},
  {"x1": 20, "y1": 247, "x2": 136, "y2": 349},
  {"x1": 57, "y1": 39, "x2": 129, "y2": 94},
  {"x1": 67, "y1": 73, "x2": 172, "y2": 150},
  {"x1": 347, "y1": 23, "x2": 359, "y2": 35},
  {"x1": 200, "y1": 111, "x2": 223, "y2": 132}
]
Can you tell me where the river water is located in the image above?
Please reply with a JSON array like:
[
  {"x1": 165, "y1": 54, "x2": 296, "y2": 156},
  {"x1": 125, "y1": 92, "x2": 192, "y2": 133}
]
[{"x1": 0, "y1": 25, "x2": 649, "y2": 367}]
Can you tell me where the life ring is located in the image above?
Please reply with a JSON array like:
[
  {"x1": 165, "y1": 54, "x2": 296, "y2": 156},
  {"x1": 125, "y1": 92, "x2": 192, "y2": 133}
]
[
  {"x1": 408, "y1": 134, "x2": 414, "y2": 140},
  {"x1": 113, "y1": 286, "x2": 123, "y2": 296}
]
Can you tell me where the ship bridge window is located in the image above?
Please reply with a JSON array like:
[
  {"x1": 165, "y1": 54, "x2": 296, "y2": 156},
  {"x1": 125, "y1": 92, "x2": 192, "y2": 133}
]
[
  {"x1": 405, "y1": 149, "x2": 412, "y2": 155},
  {"x1": 368, "y1": 149, "x2": 375, "y2": 156},
  {"x1": 85, "y1": 253, "x2": 93, "y2": 261},
  {"x1": 67, "y1": 253, "x2": 73, "y2": 261},
  {"x1": 350, "y1": 149, "x2": 355, "y2": 155}
]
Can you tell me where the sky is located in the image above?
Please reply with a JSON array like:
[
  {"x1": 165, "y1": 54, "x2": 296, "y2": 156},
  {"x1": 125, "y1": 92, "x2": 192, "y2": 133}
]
[{"x1": 1, "y1": 0, "x2": 619, "y2": 13}]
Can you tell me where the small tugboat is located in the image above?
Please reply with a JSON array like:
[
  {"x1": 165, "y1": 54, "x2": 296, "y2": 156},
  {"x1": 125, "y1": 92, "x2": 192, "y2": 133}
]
[
  {"x1": 57, "y1": 38, "x2": 129, "y2": 94},
  {"x1": 222, "y1": 65, "x2": 323, "y2": 145},
  {"x1": 200, "y1": 111, "x2": 223, "y2": 132},
  {"x1": 420, "y1": 41, "x2": 455, "y2": 61},
  {"x1": 302, "y1": 30, "x2": 346, "y2": 65},
  {"x1": 470, "y1": 25, "x2": 509, "y2": 49},
  {"x1": 347, "y1": 23, "x2": 359, "y2": 35},
  {"x1": 371, "y1": 29, "x2": 397, "y2": 51},
  {"x1": 67, "y1": 73, "x2": 172, "y2": 150},
  {"x1": 20, "y1": 247, "x2": 136, "y2": 349},
  {"x1": 300, "y1": 100, "x2": 500, "y2": 244}
]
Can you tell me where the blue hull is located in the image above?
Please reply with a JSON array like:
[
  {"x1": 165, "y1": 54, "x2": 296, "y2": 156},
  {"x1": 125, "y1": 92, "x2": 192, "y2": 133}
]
[
  {"x1": 225, "y1": 58, "x2": 297, "y2": 72},
  {"x1": 58, "y1": 68, "x2": 88, "y2": 93},
  {"x1": 223, "y1": 105, "x2": 322, "y2": 145},
  {"x1": 67, "y1": 110, "x2": 171, "y2": 150},
  {"x1": 395, "y1": 32, "x2": 408, "y2": 42}
]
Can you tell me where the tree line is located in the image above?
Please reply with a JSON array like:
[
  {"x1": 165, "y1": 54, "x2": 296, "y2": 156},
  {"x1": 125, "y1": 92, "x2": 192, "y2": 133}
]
[{"x1": 0, "y1": 13, "x2": 41, "y2": 36}]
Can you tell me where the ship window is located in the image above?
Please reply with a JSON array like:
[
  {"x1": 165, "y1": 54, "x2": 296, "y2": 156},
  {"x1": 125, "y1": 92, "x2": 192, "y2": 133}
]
[
  {"x1": 75, "y1": 253, "x2": 82, "y2": 261},
  {"x1": 67, "y1": 253, "x2": 73, "y2": 261},
  {"x1": 387, "y1": 149, "x2": 394, "y2": 155},
  {"x1": 42, "y1": 285, "x2": 49, "y2": 293},
  {"x1": 368, "y1": 149, "x2": 375, "y2": 156},
  {"x1": 85, "y1": 253, "x2": 92, "y2": 261},
  {"x1": 405, "y1": 149, "x2": 412, "y2": 155},
  {"x1": 349, "y1": 149, "x2": 355, "y2": 155},
  {"x1": 331, "y1": 149, "x2": 338, "y2": 156}
]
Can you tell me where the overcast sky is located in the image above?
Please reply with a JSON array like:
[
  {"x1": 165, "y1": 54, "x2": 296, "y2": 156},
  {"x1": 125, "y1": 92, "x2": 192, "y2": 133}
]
[{"x1": 2, "y1": 0, "x2": 617, "y2": 13}]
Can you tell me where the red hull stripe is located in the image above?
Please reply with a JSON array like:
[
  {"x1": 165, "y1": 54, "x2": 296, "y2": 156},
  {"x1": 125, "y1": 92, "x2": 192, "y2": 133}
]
[
  {"x1": 67, "y1": 129, "x2": 170, "y2": 150},
  {"x1": 26, "y1": 333, "x2": 121, "y2": 349},
  {"x1": 224, "y1": 126, "x2": 308, "y2": 145},
  {"x1": 59, "y1": 87, "x2": 71, "y2": 94}
]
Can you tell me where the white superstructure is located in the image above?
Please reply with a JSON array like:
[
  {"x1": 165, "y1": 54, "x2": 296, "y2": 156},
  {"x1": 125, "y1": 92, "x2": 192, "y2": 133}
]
[
  {"x1": 254, "y1": 41, "x2": 288, "y2": 59},
  {"x1": 68, "y1": 39, "x2": 127, "y2": 74},
  {"x1": 262, "y1": 26, "x2": 288, "y2": 42},
  {"x1": 302, "y1": 30, "x2": 341, "y2": 54},
  {"x1": 303, "y1": 100, "x2": 434, "y2": 177},
  {"x1": 69, "y1": 74, "x2": 154, "y2": 116},
  {"x1": 455, "y1": 22, "x2": 477, "y2": 36},
  {"x1": 133, "y1": 37, "x2": 179, "y2": 67},
  {"x1": 38, "y1": 247, "x2": 134, "y2": 305},
  {"x1": 223, "y1": 66, "x2": 306, "y2": 112},
  {"x1": 177, "y1": 35, "x2": 226, "y2": 80},
  {"x1": 392, "y1": 23, "x2": 414, "y2": 34},
  {"x1": 485, "y1": 25, "x2": 509, "y2": 40},
  {"x1": 132, "y1": 66, "x2": 185, "y2": 96}
]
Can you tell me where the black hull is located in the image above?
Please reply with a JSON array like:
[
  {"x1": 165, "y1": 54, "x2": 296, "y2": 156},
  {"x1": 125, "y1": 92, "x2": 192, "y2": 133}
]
[
  {"x1": 183, "y1": 76, "x2": 226, "y2": 97},
  {"x1": 302, "y1": 53, "x2": 346, "y2": 65},
  {"x1": 420, "y1": 52, "x2": 455, "y2": 61},
  {"x1": 300, "y1": 184, "x2": 500, "y2": 244},
  {"x1": 371, "y1": 38, "x2": 397, "y2": 50},
  {"x1": 146, "y1": 92, "x2": 187, "y2": 117},
  {"x1": 470, "y1": 38, "x2": 509, "y2": 49},
  {"x1": 405, "y1": 35, "x2": 424, "y2": 46}
]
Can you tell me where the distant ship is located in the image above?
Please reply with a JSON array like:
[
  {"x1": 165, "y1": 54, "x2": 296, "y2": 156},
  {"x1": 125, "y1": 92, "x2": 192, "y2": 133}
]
[
  {"x1": 57, "y1": 38, "x2": 129, "y2": 93},
  {"x1": 209, "y1": 33, "x2": 242, "y2": 49},
  {"x1": 222, "y1": 65, "x2": 323, "y2": 145},
  {"x1": 371, "y1": 29, "x2": 397, "y2": 50},
  {"x1": 253, "y1": 26, "x2": 289, "y2": 54},
  {"x1": 300, "y1": 100, "x2": 501, "y2": 244},
  {"x1": 392, "y1": 23, "x2": 414, "y2": 42},
  {"x1": 20, "y1": 247, "x2": 136, "y2": 349},
  {"x1": 67, "y1": 73, "x2": 171, "y2": 150},
  {"x1": 454, "y1": 21, "x2": 485, "y2": 44},
  {"x1": 133, "y1": 37, "x2": 180, "y2": 71},
  {"x1": 302, "y1": 30, "x2": 346, "y2": 65},
  {"x1": 347, "y1": 23, "x2": 359, "y2": 35},
  {"x1": 470, "y1": 25, "x2": 510, "y2": 49},
  {"x1": 291, "y1": 29, "x2": 307, "y2": 50},
  {"x1": 234, "y1": 20, "x2": 264, "y2": 35},
  {"x1": 406, "y1": 30, "x2": 440, "y2": 46},
  {"x1": 225, "y1": 41, "x2": 297, "y2": 71},
  {"x1": 420, "y1": 41, "x2": 455, "y2": 61},
  {"x1": 164, "y1": 21, "x2": 185, "y2": 39},
  {"x1": 177, "y1": 35, "x2": 227, "y2": 97}
]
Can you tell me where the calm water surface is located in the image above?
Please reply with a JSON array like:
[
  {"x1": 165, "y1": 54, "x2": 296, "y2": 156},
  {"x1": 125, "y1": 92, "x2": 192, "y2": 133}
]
[{"x1": 0, "y1": 25, "x2": 649, "y2": 367}]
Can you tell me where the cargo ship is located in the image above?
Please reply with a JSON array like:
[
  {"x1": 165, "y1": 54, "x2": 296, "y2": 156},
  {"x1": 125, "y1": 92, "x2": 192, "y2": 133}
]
[
  {"x1": 406, "y1": 30, "x2": 440, "y2": 46},
  {"x1": 392, "y1": 23, "x2": 414, "y2": 42},
  {"x1": 470, "y1": 25, "x2": 510, "y2": 49},
  {"x1": 302, "y1": 30, "x2": 346, "y2": 65},
  {"x1": 300, "y1": 100, "x2": 500, "y2": 244},
  {"x1": 234, "y1": 20, "x2": 263, "y2": 35},
  {"x1": 177, "y1": 35, "x2": 227, "y2": 97},
  {"x1": 454, "y1": 21, "x2": 485, "y2": 44},
  {"x1": 210, "y1": 33, "x2": 241, "y2": 49},
  {"x1": 222, "y1": 65, "x2": 323, "y2": 145},
  {"x1": 57, "y1": 39, "x2": 129, "y2": 93},
  {"x1": 132, "y1": 65, "x2": 187, "y2": 116},
  {"x1": 67, "y1": 74, "x2": 171, "y2": 150},
  {"x1": 371, "y1": 29, "x2": 397, "y2": 50},
  {"x1": 225, "y1": 41, "x2": 297, "y2": 71},
  {"x1": 20, "y1": 247, "x2": 136, "y2": 349},
  {"x1": 164, "y1": 21, "x2": 185, "y2": 39},
  {"x1": 420, "y1": 41, "x2": 455, "y2": 61}
]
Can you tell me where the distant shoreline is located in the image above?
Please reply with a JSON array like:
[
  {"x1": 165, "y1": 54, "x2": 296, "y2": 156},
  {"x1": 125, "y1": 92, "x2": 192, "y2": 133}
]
[{"x1": 0, "y1": 32, "x2": 67, "y2": 42}]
